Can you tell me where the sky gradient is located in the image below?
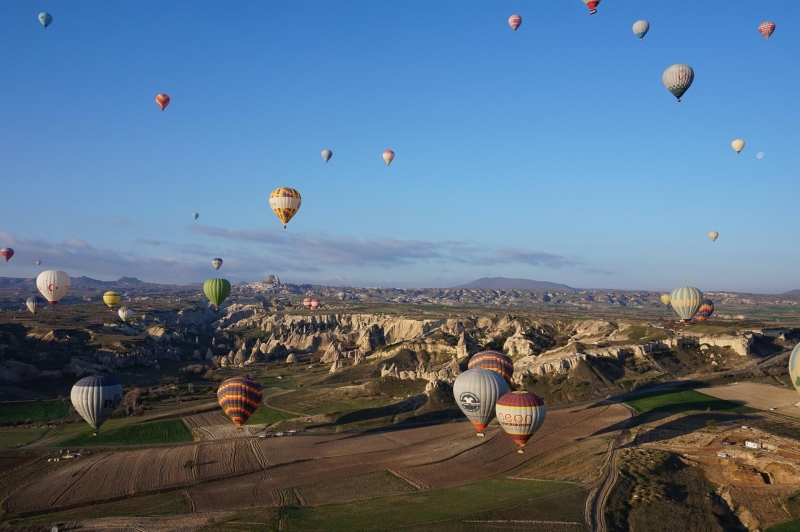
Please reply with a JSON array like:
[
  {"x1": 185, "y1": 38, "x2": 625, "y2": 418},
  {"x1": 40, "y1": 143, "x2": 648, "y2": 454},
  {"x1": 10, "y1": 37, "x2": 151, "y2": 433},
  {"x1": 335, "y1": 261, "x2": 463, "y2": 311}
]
[{"x1": 1, "y1": 1, "x2": 798, "y2": 292}]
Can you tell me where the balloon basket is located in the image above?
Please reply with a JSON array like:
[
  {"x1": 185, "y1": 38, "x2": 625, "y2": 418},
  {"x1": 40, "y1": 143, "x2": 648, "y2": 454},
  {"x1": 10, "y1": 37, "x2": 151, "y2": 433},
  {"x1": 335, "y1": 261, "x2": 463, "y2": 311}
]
[
  {"x1": 476, "y1": 432, "x2": 485, "y2": 438},
  {"x1": 92, "y1": 431, "x2": 99, "y2": 437},
  {"x1": 518, "y1": 449, "x2": 524, "y2": 454}
]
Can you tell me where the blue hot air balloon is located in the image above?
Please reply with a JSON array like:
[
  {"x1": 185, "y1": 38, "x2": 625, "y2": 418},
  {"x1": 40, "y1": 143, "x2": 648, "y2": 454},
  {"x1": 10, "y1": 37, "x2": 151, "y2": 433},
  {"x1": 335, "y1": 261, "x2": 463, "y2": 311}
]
[{"x1": 38, "y1": 12, "x2": 53, "y2": 29}]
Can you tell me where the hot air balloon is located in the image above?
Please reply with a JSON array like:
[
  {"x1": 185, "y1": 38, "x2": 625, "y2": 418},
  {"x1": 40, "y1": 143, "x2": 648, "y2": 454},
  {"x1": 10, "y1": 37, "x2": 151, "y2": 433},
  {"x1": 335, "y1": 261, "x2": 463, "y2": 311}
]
[
  {"x1": 695, "y1": 299, "x2": 715, "y2": 321},
  {"x1": 732, "y1": 139, "x2": 745, "y2": 154},
  {"x1": 71, "y1": 375, "x2": 123, "y2": 435},
  {"x1": 217, "y1": 376, "x2": 263, "y2": 429},
  {"x1": 759, "y1": 21, "x2": 776, "y2": 40},
  {"x1": 103, "y1": 290, "x2": 121, "y2": 309},
  {"x1": 35, "y1": 260, "x2": 41, "y2": 266},
  {"x1": 670, "y1": 286, "x2": 703, "y2": 324},
  {"x1": 193, "y1": 212, "x2": 199, "y2": 220},
  {"x1": 581, "y1": 0, "x2": 600, "y2": 15},
  {"x1": 155, "y1": 93, "x2": 170, "y2": 111},
  {"x1": 38, "y1": 12, "x2": 53, "y2": 28},
  {"x1": 508, "y1": 14, "x2": 522, "y2": 31},
  {"x1": 321, "y1": 149, "x2": 332, "y2": 163},
  {"x1": 789, "y1": 344, "x2": 800, "y2": 397},
  {"x1": 212, "y1": 258, "x2": 223, "y2": 270},
  {"x1": 204, "y1": 278, "x2": 231, "y2": 310},
  {"x1": 468, "y1": 350, "x2": 514, "y2": 385},
  {"x1": 26, "y1": 296, "x2": 47, "y2": 315},
  {"x1": 453, "y1": 368, "x2": 508, "y2": 436},
  {"x1": 709, "y1": 231, "x2": 719, "y2": 242},
  {"x1": 1, "y1": 248, "x2": 14, "y2": 262},
  {"x1": 269, "y1": 187, "x2": 302, "y2": 229},
  {"x1": 310, "y1": 298, "x2": 320, "y2": 310},
  {"x1": 660, "y1": 294, "x2": 671, "y2": 305},
  {"x1": 383, "y1": 150, "x2": 395, "y2": 166},
  {"x1": 662, "y1": 64, "x2": 694, "y2": 102},
  {"x1": 632, "y1": 20, "x2": 649, "y2": 40},
  {"x1": 118, "y1": 306, "x2": 134, "y2": 322},
  {"x1": 36, "y1": 270, "x2": 70, "y2": 305},
  {"x1": 302, "y1": 297, "x2": 312, "y2": 309},
  {"x1": 496, "y1": 391, "x2": 546, "y2": 453},
  {"x1": 337, "y1": 291, "x2": 346, "y2": 301}
]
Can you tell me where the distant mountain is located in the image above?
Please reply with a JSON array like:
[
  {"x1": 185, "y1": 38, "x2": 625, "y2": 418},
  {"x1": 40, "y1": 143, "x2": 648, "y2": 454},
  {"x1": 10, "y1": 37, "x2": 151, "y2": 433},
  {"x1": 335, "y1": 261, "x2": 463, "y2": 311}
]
[{"x1": 452, "y1": 277, "x2": 577, "y2": 291}]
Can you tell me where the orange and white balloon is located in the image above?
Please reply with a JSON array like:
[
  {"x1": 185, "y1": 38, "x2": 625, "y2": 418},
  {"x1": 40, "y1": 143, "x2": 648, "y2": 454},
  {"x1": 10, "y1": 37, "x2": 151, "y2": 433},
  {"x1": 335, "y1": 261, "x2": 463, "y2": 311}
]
[
  {"x1": 155, "y1": 93, "x2": 170, "y2": 111},
  {"x1": 383, "y1": 150, "x2": 395, "y2": 166}
]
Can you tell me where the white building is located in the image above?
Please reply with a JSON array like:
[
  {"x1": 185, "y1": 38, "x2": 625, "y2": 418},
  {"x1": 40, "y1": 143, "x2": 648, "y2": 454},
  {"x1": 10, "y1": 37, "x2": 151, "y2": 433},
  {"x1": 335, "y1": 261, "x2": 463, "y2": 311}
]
[{"x1": 745, "y1": 441, "x2": 762, "y2": 450}]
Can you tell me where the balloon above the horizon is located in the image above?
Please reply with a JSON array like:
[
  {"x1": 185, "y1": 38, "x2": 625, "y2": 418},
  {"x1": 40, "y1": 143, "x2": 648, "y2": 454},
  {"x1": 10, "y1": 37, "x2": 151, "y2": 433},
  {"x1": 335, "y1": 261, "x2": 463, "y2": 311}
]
[
  {"x1": 383, "y1": 150, "x2": 395, "y2": 166},
  {"x1": 193, "y1": 212, "x2": 199, "y2": 220},
  {"x1": 321, "y1": 149, "x2": 332, "y2": 163},
  {"x1": 26, "y1": 296, "x2": 47, "y2": 315},
  {"x1": 0, "y1": 248, "x2": 13, "y2": 262},
  {"x1": 71, "y1": 375, "x2": 122, "y2": 434},
  {"x1": 757, "y1": 152, "x2": 764, "y2": 159},
  {"x1": 36, "y1": 270, "x2": 70, "y2": 305},
  {"x1": 118, "y1": 306, "x2": 134, "y2": 322},
  {"x1": 731, "y1": 139, "x2": 745, "y2": 154},
  {"x1": 581, "y1": 0, "x2": 600, "y2": 15},
  {"x1": 103, "y1": 291, "x2": 121, "y2": 308},
  {"x1": 211, "y1": 258, "x2": 223, "y2": 270},
  {"x1": 789, "y1": 344, "x2": 800, "y2": 397},
  {"x1": 204, "y1": 278, "x2": 231, "y2": 309},
  {"x1": 496, "y1": 391, "x2": 546, "y2": 453},
  {"x1": 508, "y1": 14, "x2": 521, "y2": 31},
  {"x1": 759, "y1": 21, "x2": 776, "y2": 40},
  {"x1": 632, "y1": 20, "x2": 649, "y2": 40},
  {"x1": 670, "y1": 286, "x2": 703, "y2": 324},
  {"x1": 662, "y1": 64, "x2": 694, "y2": 102},
  {"x1": 453, "y1": 368, "x2": 508, "y2": 435},
  {"x1": 269, "y1": 187, "x2": 301, "y2": 229},
  {"x1": 38, "y1": 12, "x2": 52, "y2": 28},
  {"x1": 695, "y1": 299, "x2": 715, "y2": 321},
  {"x1": 218, "y1": 376, "x2": 262, "y2": 429},
  {"x1": 709, "y1": 231, "x2": 719, "y2": 242},
  {"x1": 155, "y1": 93, "x2": 170, "y2": 111},
  {"x1": 468, "y1": 351, "x2": 514, "y2": 385},
  {"x1": 35, "y1": 260, "x2": 41, "y2": 266}
]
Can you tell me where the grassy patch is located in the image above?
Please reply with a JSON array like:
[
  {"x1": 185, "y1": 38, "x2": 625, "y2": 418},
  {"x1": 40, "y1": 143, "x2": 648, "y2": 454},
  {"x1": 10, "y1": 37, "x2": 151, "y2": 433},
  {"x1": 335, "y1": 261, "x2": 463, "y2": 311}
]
[
  {"x1": 768, "y1": 519, "x2": 800, "y2": 532},
  {"x1": 296, "y1": 471, "x2": 416, "y2": 506},
  {"x1": 245, "y1": 407, "x2": 297, "y2": 425},
  {"x1": 282, "y1": 478, "x2": 573, "y2": 531},
  {"x1": 5, "y1": 491, "x2": 192, "y2": 526},
  {"x1": 59, "y1": 419, "x2": 193, "y2": 447},
  {"x1": 0, "y1": 401, "x2": 71, "y2": 425},
  {"x1": 625, "y1": 389, "x2": 757, "y2": 418},
  {"x1": 0, "y1": 427, "x2": 49, "y2": 448}
]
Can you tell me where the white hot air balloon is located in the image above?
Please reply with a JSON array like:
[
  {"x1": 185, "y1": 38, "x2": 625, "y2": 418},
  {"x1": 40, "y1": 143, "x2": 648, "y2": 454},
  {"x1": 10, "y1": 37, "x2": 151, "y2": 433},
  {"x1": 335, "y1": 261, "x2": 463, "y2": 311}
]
[
  {"x1": 662, "y1": 64, "x2": 694, "y2": 102},
  {"x1": 453, "y1": 368, "x2": 508, "y2": 436},
  {"x1": 709, "y1": 231, "x2": 719, "y2": 242},
  {"x1": 211, "y1": 258, "x2": 223, "y2": 270},
  {"x1": 321, "y1": 149, "x2": 332, "y2": 163},
  {"x1": 71, "y1": 375, "x2": 123, "y2": 435},
  {"x1": 118, "y1": 306, "x2": 134, "y2": 322},
  {"x1": 26, "y1": 296, "x2": 47, "y2": 315},
  {"x1": 731, "y1": 139, "x2": 745, "y2": 154},
  {"x1": 632, "y1": 20, "x2": 650, "y2": 40},
  {"x1": 36, "y1": 270, "x2": 71, "y2": 305}
]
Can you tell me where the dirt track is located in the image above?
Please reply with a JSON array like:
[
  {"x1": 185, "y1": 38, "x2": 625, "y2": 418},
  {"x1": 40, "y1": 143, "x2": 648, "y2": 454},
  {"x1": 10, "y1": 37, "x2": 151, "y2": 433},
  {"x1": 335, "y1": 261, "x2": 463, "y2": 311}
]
[{"x1": 700, "y1": 383, "x2": 800, "y2": 417}]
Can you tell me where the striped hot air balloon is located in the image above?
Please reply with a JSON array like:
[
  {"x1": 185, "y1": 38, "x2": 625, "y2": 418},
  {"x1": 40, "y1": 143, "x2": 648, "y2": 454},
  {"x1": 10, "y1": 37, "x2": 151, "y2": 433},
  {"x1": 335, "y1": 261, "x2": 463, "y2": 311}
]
[
  {"x1": 103, "y1": 290, "x2": 121, "y2": 309},
  {"x1": 695, "y1": 299, "x2": 715, "y2": 321},
  {"x1": 789, "y1": 344, "x2": 800, "y2": 397},
  {"x1": 453, "y1": 368, "x2": 508, "y2": 436},
  {"x1": 468, "y1": 351, "x2": 514, "y2": 385},
  {"x1": 759, "y1": 21, "x2": 776, "y2": 40},
  {"x1": 269, "y1": 187, "x2": 302, "y2": 229},
  {"x1": 508, "y1": 14, "x2": 522, "y2": 31},
  {"x1": 217, "y1": 376, "x2": 263, "y2": 429},
  {"x1": 204, "y1": 278, "x2": 231, "y2": 310},
  {"x1": 662, "y1": 64, "x2": 694, "y2": 102},
  {"x1": 0, "y1": 248, "x2": 14, "y2": 262},
  {"x1": 581, "y1": 0, "x2": 600, "y2": 15},
  {"x1": 71, "y1": 375, "x2": 123, "y2": 435},
  {"x1": 155, "y1": 93, "x2": 170, "y2": 111},
  {"x1": 496, "y1": 391, "x2": 546, "y2": 453},
  {"x1": 310, "y1": 298, "x2": 320, "y2": 310},
  {"x1": 670, "y1": 286, "x2": 703, "y2": 324},
  {"x1": 302, "y1": 297, "x2": 312, "y2": 309}
]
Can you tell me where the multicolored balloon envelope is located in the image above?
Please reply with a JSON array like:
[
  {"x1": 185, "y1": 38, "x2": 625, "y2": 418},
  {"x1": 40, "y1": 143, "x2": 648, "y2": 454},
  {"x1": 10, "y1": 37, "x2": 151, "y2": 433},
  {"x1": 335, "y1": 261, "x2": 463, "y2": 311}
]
[
  {"x1": 759, "y1": 21, "x2": 776, "y2": 40},
  {"x1": 310, "y1": 298, "x2": 320, "y2": 310},
  {"x1": 508, "y1": 14, "x2": 521, "y2": 31},
  {"x1": 217, "y1": 376, "x2": 263, "y2": 429},
  {"x1": 0, "y1": 248, "x2": 14, "y2": 262},
  {"x1": 156, "y1": 93, "x2": 170, "y2": 111},
  {"x1": 103, "y1": 290, "x2": 121, "y2": 308},
  {"x1": 467, "y1": 350, "x2": 514, "y2": 385},
  {"x1": 269, "y1": 187, "x2": 302, "y2": 229},
  {"x1": 790, "y1": 344, "x2": 800, "y2": 396},
  {"x1": 453, "y1": 368, "x2": 508, "y2": 435},
  {"x1": 118, "y1": 306, "x2": 134, "y2": 322},
  {"x1": 204, "y1": 278, "x2": 231, "y2": 309},
  {"x1": 662, "y1": 64, "x2": 694, "y2": 102},
  {"x1": 670, "y1": 286, "x2": 703, "y2": 324},
  {"x1": 581, "y1": 0, "x2": 600, "y2": 15},
  {"x1": 695, "y1": 299, "x2": 715, "y2": 321},
  {"x1": 383, "y1": 150, "x2": 395, "y2": 166},
  {"x1": 71, "y1": 375, "x2": 123, "y2": 434},
  {"x1": 36, "y1": 270, "x2": 71, "y2": 305},
  {"x1": 496, "y1": 391, "x2": 546, "y2": 452}
]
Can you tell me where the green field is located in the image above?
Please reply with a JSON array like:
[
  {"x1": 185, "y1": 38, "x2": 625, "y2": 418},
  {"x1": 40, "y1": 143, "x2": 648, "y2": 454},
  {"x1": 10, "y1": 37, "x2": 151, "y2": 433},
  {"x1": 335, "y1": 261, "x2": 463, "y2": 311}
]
[
  {"x1": 0, "y1": 427, "x2": 49, "y2": 448},
  {"x1": 625, "y1": 389, "x2": 758, "y2": 418},
  {"x1": 768, "y1": 519, "x2": 800, "y2": 532},
  {"x1": 59, "y1": 419, "x2": 194, "y2": 447},
  {"x1": 0, "y1": 401, "x2": 71, "y2": 425},
  {"x1": 246, "y1": 406, "x2": 298, "y2": 425}
]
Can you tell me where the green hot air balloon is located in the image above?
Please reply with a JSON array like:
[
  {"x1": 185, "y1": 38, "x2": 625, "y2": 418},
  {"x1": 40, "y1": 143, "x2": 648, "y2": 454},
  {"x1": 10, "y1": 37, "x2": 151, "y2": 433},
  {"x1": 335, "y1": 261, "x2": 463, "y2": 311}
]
[
  {"x1": 204, "y1": 278, "x2": 231, "y2": 309},
  {"x1": 670, "y1": 286, "x2": 703, "y2": 324}
]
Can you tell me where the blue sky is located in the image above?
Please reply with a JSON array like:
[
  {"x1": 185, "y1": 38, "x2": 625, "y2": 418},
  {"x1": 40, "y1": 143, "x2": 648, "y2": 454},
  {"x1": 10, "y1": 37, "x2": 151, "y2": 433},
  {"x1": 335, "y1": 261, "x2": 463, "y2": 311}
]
[{"x1": 0, "y1": 1, "x2": 798, "y2": 292}]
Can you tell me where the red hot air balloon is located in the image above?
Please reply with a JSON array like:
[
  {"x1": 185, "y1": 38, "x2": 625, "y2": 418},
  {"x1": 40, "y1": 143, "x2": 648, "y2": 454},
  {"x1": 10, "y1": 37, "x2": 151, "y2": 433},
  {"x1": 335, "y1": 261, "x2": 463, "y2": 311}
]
[
  {"x1": 759, "y1": 21, "x2": 776, "y2": 40},
  {"x1": 302, "y1": 297, "x2": 312, "y2": 309},
  {"x1": 155, "y1": 93, "x2": 170, "y2": 111},
  {"x1": 310, "y1": 298, "x2": 320, "y2": 310},
  {"x1": 468, "y1": 350, "x2": 514, "y2": 385},
  {"x1": 0, "y1": 248, "x2": 14, "y2": 262},
  {"x1": 508, "y1": 14, "x2": 522, "y2": 31},
  {"x1": 495, "y1": 391, "x2": 546, "y2": 453},
  {"x1": 217, "y1": 376, "x2": 262, "y2": 429},
  {"x1": 581, "y1": 0, "x2": 600, "y2": 15}
]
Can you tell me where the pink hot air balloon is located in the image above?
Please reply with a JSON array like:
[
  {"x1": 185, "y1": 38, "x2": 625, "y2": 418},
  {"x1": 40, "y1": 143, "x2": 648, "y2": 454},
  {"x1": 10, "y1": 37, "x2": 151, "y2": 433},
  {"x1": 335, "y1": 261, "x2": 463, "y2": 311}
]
[
  {"x1": 383, "y1": 150, "x2": 395, "y2": 166},
  {"x1": 0, "y1": 248, "x2": 14, "y2": 262},
  {"x1": 759, "y1": 21, "x2": 776, "y2": 40},
  {"x1": 508, "y1": 14, "x2": 522, "y2": 31},
  {"x1": 310, "y1": 298, "x2": 320, "y2": 310}
]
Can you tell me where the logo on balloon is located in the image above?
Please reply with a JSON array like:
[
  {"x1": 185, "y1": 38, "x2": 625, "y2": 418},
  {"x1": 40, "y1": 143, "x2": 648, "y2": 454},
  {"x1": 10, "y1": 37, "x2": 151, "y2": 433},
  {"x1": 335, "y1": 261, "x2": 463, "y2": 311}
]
[
  {"x1": 103, "y1": 394, "x2": 122, "y2": 410},
  {"x1": 459, "y1": 392, "x2": 480, "y2": 412}
]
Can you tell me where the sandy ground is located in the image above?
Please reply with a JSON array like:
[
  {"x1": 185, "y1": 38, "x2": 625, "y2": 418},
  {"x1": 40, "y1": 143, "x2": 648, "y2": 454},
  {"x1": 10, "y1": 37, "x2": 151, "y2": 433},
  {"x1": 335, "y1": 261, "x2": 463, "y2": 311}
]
[{"x1": 700, "y1": 383, "x2": 800, "y2": 417}]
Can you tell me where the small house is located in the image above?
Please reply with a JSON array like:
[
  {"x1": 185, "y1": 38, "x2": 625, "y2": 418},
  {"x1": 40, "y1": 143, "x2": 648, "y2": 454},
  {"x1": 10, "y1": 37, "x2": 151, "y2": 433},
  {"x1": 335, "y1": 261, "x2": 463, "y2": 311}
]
[{"x1": 745, "y1": 441, "x2": 762, "y2": 450}]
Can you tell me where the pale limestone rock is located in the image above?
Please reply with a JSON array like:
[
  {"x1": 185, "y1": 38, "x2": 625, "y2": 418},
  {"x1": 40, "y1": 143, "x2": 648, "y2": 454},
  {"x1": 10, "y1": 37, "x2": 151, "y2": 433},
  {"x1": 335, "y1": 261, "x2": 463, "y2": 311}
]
[{"x1": 286, "y1": 353, "x2": 298, "y2": 364}]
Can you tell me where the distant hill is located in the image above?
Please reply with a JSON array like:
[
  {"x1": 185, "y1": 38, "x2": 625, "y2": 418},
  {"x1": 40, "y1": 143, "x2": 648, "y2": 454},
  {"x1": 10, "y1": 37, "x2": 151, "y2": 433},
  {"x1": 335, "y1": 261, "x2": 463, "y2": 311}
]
[{"x1": 452, "y1": 277, "x2": 577, "y2": 291}]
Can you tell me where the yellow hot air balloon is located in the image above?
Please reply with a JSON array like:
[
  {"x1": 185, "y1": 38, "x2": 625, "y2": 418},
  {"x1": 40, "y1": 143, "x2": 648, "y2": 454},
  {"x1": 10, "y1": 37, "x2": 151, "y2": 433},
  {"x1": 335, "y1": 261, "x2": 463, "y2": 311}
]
[
  {"x1": 269, "y1": 187, "x2": 301, "y2": 229},
  {"x1": 103, "y1": 291, "x2": 121, "y2": 309},
  {"x1": 660, "y1": 294, "x2": 671, "y2": 305},
  {"x1": 709, "y1": 231, "x2": 719, "y2": 242},
  {"x1": 731, "y1": 139, "x2": 745, "y2": 154}
]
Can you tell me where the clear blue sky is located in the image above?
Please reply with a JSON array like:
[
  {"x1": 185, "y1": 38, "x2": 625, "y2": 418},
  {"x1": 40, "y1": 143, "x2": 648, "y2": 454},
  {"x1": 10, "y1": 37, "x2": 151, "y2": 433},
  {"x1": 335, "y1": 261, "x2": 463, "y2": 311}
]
[{"x1": 1, "y1": 1, "x2": 798, "y2": 292}]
